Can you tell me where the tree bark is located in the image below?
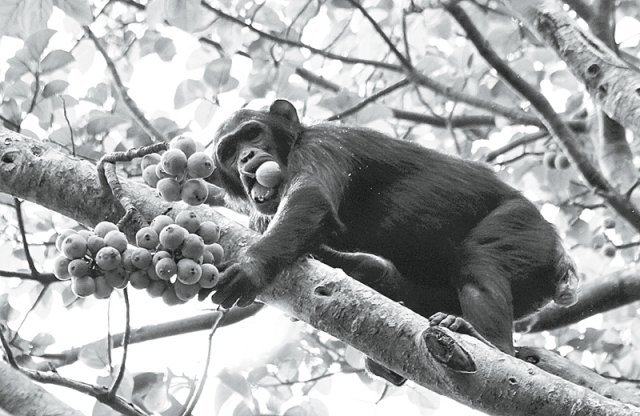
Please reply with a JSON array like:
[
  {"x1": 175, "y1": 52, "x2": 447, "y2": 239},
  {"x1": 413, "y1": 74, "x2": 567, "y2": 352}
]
[
  {"x1": 505, "y1": 0, "x2": 640, "y2": 140},
  {"x1": 0, "y1": 361, "x2": 84, "y2": 416},
  {"x1": 2, "y1": 129, "x2": 639, "y2": 415}
]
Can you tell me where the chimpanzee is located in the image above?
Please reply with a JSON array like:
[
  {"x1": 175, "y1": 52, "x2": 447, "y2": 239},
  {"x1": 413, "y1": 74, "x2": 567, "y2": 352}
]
[{"x1": 209, "y1": 99, "x2": 579, "y2": 385}]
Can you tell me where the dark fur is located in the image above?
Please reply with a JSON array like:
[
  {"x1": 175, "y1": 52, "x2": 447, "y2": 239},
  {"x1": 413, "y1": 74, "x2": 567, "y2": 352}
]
[{"x1": 210, "y1": 100, "x2": 578, "y2": 368}]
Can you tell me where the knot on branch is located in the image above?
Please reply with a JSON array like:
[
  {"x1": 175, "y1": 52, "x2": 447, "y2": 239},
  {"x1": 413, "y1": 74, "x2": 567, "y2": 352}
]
[{"x1": 422, "y1": 326, "x2": 476, "y2": 373}]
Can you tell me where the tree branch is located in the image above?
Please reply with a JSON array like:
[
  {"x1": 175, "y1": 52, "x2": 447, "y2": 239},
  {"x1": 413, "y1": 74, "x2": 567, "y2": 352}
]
[
  {"x1": 1, "y1": 126, "x2": 639, "y2": 416},
  {"x1": 84, "y1": 27, "x2": 165, "y2": 143},
  {"x1": 444, "y1": 1, "x2": 640, "y2": 234}
]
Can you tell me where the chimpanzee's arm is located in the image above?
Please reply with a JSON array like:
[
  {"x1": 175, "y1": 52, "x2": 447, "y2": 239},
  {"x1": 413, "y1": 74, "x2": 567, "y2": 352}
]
[{"x1": 211, "y1": 178, "x2": 344, "y2": 308}]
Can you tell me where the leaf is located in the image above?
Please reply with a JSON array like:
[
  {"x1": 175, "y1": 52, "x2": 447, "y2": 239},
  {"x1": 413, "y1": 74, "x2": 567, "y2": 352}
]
[
  {"x1": 218, "y1": 371, "x2": 252, "y2": 400},
  {"x1": 154, "y1": 37, "x2": 176, "y2": 62},
  {"x1": 203, "y1": 58, "x2": 232, "y2": 90},
  {"x1": 194, "y1": 100, "x2": 217, "y2": 128},
  {"x1": 2, "y1": 99, "x2": 21, "y2": 124},
  {"x1": 164, "y1": 0, "x2": 201, "y2": 32},
  {"x1": 40, "y1": 50, "x2": 74, "y2": 73},
  {"x1": 232, "y1": 402, "x2": 254, "y2": 416},
  {"x1": 174, "y1": 79, "x2": 205, "y2": 109},
  {"x1": 79, "y1": 341, "x2": 109, "y2": 369},
  {"x1": 86, "y1": 113, "x2": 127, "y2": 135},
  {"x1": 49, "y1": 127, "x2": 72, "y2": 145},
  {"x1": 53, "y1": 0, "x2": 92, "y2": 25},
  {"x1": 31, "y1": 332, "x2": 55, "y2": 355},
  {"x1": 42, "y1": 80, "x2": 69, "y2": 98},
  {"x1": 0, "y1": 0, "x2": 53, "y2": 37},
  {"x1": 25, "y1": 28, "x2": 56, "y2": 60}
]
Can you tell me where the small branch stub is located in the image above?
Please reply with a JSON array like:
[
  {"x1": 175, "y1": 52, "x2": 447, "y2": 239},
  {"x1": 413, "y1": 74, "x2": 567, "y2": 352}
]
[{"x1": 422, "y1": 326, "x2": 477, "y2": 373}]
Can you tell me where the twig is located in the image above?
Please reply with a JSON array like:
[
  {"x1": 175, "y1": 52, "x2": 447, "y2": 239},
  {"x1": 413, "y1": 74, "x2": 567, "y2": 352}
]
[
  {"x1": 182, "y1": 310, "x2": 224, "y2": 416},
  {"x1": 13, "y1": 198, "x2": 38, "y2": 276},
  {"x1": 0, "y1": 326, "x2": 20, "y2": 368},
  {"x1": 326, "y1": 79, "x2": 410, "y2": 121},
  {"x1": 11, "y1": 285, "x2": 48, "y2": 343},
  {"x1": 108, "y1": 288, "x2": 131, "y2": 399},
  {"x1": 258, "y1": 368, "x2": 364, "y2": 387},
  {"x1": 485, "y1": 130, "x2": 549, "y2": 162},
  {"x1": 200, "y1": 1, "x2": 399, "y2": 71},
  {"x1": 84, "y1": 27, "x2": 165, "y2": 143},
  {"x1": 346, "y1": 0, "x2": 413, "y2": 69},
  {"x1": 59, "y1": 96, "x2": 76, "y2": 157},
  {"x1": 0, "y1": 114, "x2": 20, "y2": 131},
  {"x1": 97, "y1": 142, "x2": 168, "y2": 228},
  {"x1": 0, "y1": 270, "x2": 57, "y2": 283},
  {"x1": 27, "y1": 73, "x2": 40, "y2": 116}
]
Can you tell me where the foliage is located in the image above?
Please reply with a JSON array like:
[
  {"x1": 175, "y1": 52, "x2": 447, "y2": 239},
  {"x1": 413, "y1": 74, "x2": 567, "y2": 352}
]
[{"x1": 1, "y1": 0, "x2": 640, "y2": 415}]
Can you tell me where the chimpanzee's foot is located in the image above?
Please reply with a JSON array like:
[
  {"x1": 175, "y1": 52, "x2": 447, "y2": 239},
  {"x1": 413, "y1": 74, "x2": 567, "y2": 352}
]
[{"x1": 428, "y1": 312, "x2": 495, "y2": 349}]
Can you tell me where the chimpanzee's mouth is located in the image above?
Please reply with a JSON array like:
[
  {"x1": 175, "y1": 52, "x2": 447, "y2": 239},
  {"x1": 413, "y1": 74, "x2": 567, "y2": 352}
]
[{"x1": 250, "y1": 181, "x2": 277, "y2": 204}]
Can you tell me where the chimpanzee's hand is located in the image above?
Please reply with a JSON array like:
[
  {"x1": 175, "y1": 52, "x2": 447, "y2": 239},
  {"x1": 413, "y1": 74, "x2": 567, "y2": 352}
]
[{"x1": 211, "y1": 260, "x2": 268, "y2": 309}]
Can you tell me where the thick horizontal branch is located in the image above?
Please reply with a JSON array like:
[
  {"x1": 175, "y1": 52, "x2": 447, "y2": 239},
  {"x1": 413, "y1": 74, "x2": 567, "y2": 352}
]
[
  {"x1": 516, "y1": 268, "x2": 640, "y2": 333},
  {"x1": 1, "y1": 130, "x2": 639, "y2": 415}
]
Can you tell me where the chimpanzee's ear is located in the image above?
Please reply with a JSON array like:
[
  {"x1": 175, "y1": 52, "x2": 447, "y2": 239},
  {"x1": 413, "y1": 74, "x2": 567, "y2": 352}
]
[{"x1": 269, "y1": 99, "x2": 299, "y2": 124}]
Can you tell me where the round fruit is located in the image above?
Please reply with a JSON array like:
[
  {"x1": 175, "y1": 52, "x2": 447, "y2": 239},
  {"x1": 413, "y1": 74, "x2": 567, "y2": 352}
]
[
  {"x1": 141, "y1": 153, "x2": 161, "y2": 170},
  {"x1": 187, "y1": 152, "x2": 215, "y2": 178},
  {"x1": 55, "y1": 229, "x2": 77, "y2": 251},
  {"x1": 105, "y1": 267, "x2": 128, "y2": 289},
  {"x1": 174, "y1": 280, "x2": 199, "y2": 301},
  {"x1": 121, "y1": 250, "x2": 136, "y2": 271},
  {"x1": 94, "y1": 221, "x2": 119, "y2": 238},
  {"x1": 157, "y1": 178, "x2": 182, "y2": 202},
  {"x1": 170, "y1": 136, "x2": 197, "y2": 159},
  {"x1": 197, "y1": 221, "x2": 220, "y2": 244},
  {"x1": 62, "y1": 234, "x2": 88, "y2": 259},
  {"x1": 94, "y1": 275, "x2": 114, "y2": 299},
  {"x1": 603, "y1": 218, "x2": 616, "y2": 229},
  {"x1": 87, "y1": 235, "x2": 106, "y2": 256},
  {"x1": 199, "y1": 264, "x2": 219, "y2": 288},
  {"x1": 591, "y1": 234, "x2": 605, "y2": 250},
  {"x1": 147, "y1": 265, "x2": 160, "y2": 281},
  {"x1": 181, "y1": 234, "x2": 205, "y2": 259},
  {"x1": 155, "y1": 163, "x2": 173, "y2": 180},
  {"x1": 205, "y1": 243, "x2": 224, "y2": 265},
  {"x1": 543, "y1": 152, "x2": 557, "y2": 169},
  {"x1": 147, "y1": 280, "x2": 166, "y2": 297},
  {"x1": 255, "y1": 161, "x2": 283, "y2": 188},
  {"x1": 136, "y1": 227, "x2": 159, "y2": 250},
  {"x1": 142, "y1": 165, "x2": 160, "y2": 188},
  {"x1": 53, "y1": 256, "x2": 71, "y2": 280},
  {"x1": 72, "y1": 275, "x2": 96, "y2": 298},
  {"x1": 152, "y1": 250, "x2": 172, "y2": 267},
  {"x1": 202, "y1": 250, "x2": 214, "y2": 264},
  {"x1": 156, "y1": 257, "x2": 178, "y2": 280},
  {"x1": 159, "y1": 225, "x2": 187, "y2": 250},
  {"x1": 150, "y1": 215, "x2": 174, "y2": 235},
  {"x1": 161, "y1": 148, "x2": 188, "y2": 176},
  {"x1": 131, "y1": 247, "x2": 153, "y2": 269},
  {"x1": 78, "y1": 230, "x2": 93, "y2": 240},
  {"x1": 177, "y1": 258, "x2": 202, "y2": 284},
  {"x1": 162, "y1": 285, "x2": 183, "y2": 305},
  {"x1": 554, "y1": 154, "x2": 570, "y2": 170},
  {"x1": 68, "y1": 259, "x2": 91, "y2": 278},
  {"x1": 181, "y1": 178, "x2": 208, "y2": 205},
  {"x1": 603, "y1": 244, "x2": 617, "y2": 257},
  {"x1": 104, "y1": 230, "x2": 128, "y2": 253},
  {"x1": 129, "y1": 269, "x2": 150, "y2": 289},
  {"x1": 175, "y1": 210, "x2": 200, "y2": 233},
  {"x1": 95, "y1": 246, "x2": 122, "y2": 271}
]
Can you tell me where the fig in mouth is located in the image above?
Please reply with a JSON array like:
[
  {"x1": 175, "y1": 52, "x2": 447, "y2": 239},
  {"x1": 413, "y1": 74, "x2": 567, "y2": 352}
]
[{"x1": 251, "y1": 182, "x2": 276, "y2": 203}]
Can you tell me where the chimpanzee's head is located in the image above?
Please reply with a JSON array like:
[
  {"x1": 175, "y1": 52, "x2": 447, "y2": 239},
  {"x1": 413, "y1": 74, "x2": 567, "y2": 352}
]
[{"x1": 212, "y1": 99, "x2": 300, "y2": 215}]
